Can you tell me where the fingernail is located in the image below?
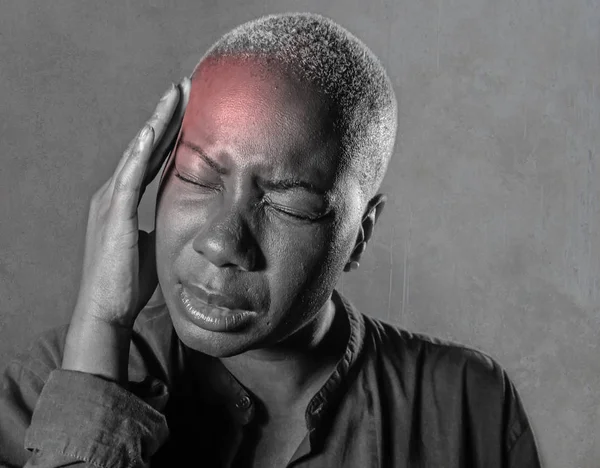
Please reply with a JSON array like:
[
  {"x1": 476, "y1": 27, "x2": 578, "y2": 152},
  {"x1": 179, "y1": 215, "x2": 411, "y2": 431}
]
[
  {"x1": 140, "y1": 124, "x2": 153, "y2": 140},
  {"x1": 161, "y1": 84, "x2": 175, "y2": 100}
]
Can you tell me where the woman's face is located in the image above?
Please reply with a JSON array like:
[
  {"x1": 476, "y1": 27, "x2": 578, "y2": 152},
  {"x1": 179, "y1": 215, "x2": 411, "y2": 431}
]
[{"x1": 155, "y1": 58, "x2": 364, "y2": 357}]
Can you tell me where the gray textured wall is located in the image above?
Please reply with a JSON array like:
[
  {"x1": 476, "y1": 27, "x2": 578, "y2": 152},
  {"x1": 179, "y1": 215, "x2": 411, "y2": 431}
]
[{"x1": 1, "y1": 1, "x2": 598, "y2": 466}]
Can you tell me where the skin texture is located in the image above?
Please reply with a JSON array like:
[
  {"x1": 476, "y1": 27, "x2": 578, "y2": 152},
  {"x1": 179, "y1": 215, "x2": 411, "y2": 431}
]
[
  {"x1": 62, "y1": 81, "x2": 188, "y2": 385},
  {"x1": 61, "y1": 56, "x2": 387, "y2": 466},
  {"x1": 156, "y1": 57, "x2": 382, "y2": 353},
  {"x1": 154, "y1": 57, "x2": 387, "y2": 423}
]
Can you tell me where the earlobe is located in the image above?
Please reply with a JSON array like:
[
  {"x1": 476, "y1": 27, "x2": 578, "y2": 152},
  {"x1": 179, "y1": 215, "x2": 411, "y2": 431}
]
[{"x1": 345, "y1": 239, "x2": 367, "y2": 272}]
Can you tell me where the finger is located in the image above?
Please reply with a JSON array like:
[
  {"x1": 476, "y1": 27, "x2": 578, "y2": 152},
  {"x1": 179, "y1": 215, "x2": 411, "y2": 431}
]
[
  {"x1": 155, "y1": 77, "x2": 191, "y2": 193},
  {"x1": 111, "y1": 84, "x2": 180, "y2": 183},
  {"x1": 145, "y1": 83, "x2": 180, "y2": 154},
  {"x1": 111, "y1": 127, "x2": 144, "y2": 186},
  {"x1": 109, "y1": 125, "x2": 155, "y2": 220},
  {"x1": 142, "y1": 77, "x2": 191, "y2": 188}
]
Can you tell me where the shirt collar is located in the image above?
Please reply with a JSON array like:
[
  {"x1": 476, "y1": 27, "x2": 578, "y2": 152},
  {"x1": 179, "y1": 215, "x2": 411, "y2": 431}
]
[
  {"x1": 178, "y1": 288, "x2": 366, "y2": 443},
  {"x1": 304, "y1": 289, "x2": 366, "y2": 451},
  {"x1": 184, "y1": 349, "x2": 257, "y2": 426}
]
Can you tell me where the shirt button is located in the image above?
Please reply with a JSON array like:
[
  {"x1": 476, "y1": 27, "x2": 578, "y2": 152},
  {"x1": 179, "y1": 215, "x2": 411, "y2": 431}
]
[{"x1": 236, "y1": 395, "x2": 252, "y2": 409}]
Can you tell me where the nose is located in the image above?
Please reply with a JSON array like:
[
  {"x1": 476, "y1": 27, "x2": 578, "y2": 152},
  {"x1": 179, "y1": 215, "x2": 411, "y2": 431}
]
[{"x1": 191, "y1": 204, "x2": 259, "y2": 271}]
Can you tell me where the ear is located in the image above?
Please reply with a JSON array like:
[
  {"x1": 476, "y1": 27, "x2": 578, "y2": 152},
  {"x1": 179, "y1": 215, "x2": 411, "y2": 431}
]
[
  {"x1": 361, "y1": 193, "x2": 387, "y2": 244},
  {"x1": 343, "y1": 193, "x2": 387, "y2": 272}
]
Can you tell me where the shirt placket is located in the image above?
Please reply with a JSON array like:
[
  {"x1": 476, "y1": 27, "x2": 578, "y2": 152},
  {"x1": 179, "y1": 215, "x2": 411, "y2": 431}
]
[{"x1": 220, "y1": 383, "x2": 257, "y2": 467}]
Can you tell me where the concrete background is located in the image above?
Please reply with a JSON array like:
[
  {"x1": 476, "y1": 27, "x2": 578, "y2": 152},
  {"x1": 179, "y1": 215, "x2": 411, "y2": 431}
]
[{"x1": 1, "y1": 0, "x2": 598, "y2": 466}]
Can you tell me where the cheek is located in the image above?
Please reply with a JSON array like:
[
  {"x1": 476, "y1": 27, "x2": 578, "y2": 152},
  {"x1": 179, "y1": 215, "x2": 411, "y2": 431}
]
[
  {"x1": 265, "y1": 221, "x2": 351, "y2": 299},
  {"x1": 156, "y1": 182, "x2": 181, "y2": 238},
  {"x1": 157, "y1": 174, "x2": 207, "y2": 228},
  {"x1": 155, "y1": 180, "x2": 199, "y2": 269}
]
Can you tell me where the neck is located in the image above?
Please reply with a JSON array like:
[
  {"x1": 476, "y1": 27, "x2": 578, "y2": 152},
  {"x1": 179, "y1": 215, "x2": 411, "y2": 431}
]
[{"x1": 219, "y1": 294, "x2": 349, "y2": 416}]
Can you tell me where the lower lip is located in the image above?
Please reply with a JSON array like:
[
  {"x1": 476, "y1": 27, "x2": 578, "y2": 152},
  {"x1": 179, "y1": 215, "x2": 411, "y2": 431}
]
[{"x1": 178, "y1": 285, "x2": 255, "y2": 332}]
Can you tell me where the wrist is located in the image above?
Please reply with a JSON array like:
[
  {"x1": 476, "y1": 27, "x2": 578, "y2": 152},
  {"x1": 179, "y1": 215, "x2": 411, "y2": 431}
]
[{"x1": 62, "y1": 314, "x2": 133, "y2": 387}]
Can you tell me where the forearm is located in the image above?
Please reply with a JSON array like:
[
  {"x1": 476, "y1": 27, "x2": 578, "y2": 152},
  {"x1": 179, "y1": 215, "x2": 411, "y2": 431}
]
[{"x1": 62, "y1": 312, "x2": 132, "y2": 387}]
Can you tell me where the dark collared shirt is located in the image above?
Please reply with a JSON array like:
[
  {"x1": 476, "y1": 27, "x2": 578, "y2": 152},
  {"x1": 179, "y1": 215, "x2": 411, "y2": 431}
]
[{"x1": 0, "y1": 289, "x2": 542, "y2": 467}]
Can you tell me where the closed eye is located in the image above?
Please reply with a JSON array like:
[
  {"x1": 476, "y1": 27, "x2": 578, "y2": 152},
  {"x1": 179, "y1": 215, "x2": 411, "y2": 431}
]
[
  {"x1": 174, "y1": 173, "x2": 328, "y2": 222},
  {"x1": 272, "y1": 206, "x2": 313, "y2": 221},
  {"x1": 263, "y1": 198, "x2": 327, "y2": 222},
  {"x1": 175, "y1": 172, "x2": 221, "y2": 190}
]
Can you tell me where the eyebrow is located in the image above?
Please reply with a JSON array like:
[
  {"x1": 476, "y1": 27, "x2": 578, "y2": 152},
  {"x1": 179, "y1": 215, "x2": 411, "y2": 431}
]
[
  {"x1": 258, "y1": 177, "x2": 327, "y2": 196},
  {"x1": 179, "y1": 134, "x2": 328, "y2": 196},
  {"x1": 180, "y1": 138, "x2": 228, "y2": 175}
]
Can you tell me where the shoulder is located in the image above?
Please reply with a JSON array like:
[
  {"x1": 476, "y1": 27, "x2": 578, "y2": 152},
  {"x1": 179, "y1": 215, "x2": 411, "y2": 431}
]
[
  {"x1": 3, "y1": 323, "x2": 70, "y2": 388},
  {"x1": 361, "y1": 314, "x2": 515, "y2": 401},
  {"x1": 364, "y1": 314, "x2": 499, "y2": 371},
  {"x1": 0, "y1": 304, "x2": 175, "y2": 466},
  {"x1": 360, "y1": 314, "x2": 533, "y2": 446},
  {"x1": 2, "y1": 302, "x2": 176, "y2": 387},
  {"x1": 0, "y1": 322, "x2": 71, "y2": 465}
]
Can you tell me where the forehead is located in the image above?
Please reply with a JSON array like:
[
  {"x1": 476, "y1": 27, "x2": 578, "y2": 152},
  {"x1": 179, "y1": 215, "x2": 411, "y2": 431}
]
[{"x1": 181, "y1": 57, "x2": 342, "y2": 180}]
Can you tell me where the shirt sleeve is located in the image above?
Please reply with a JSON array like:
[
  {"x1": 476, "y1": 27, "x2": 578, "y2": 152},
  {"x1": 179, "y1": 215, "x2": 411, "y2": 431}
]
[
  {"x1": 0, "y1": 359, "x2": 43, "y2": 467},
  {"x1": 0, "y1": 355, "x2": 171, "y2": 468},
  {"x1": 501, "y1": 371, "x2": 543, "y2": 468},
  {"x1": 506, "y1": 426, "x2": 543, "y2": 468},
  {"x1": 24, "y1": 369, "x2": 170, "y2": 468}
]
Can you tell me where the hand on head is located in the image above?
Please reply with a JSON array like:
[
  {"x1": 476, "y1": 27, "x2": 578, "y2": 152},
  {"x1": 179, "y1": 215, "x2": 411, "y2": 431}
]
[{"x1": 74, "y1": 78, "x2": 190, "y2": 329}]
